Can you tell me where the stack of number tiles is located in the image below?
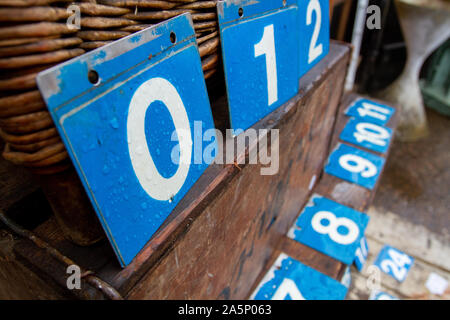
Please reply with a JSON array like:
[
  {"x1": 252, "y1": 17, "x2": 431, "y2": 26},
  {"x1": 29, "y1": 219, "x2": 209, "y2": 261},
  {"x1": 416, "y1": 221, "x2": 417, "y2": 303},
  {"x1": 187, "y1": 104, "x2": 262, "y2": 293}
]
[{"x1": 250, "y1": 95, "x2": 399, "y2": 300}]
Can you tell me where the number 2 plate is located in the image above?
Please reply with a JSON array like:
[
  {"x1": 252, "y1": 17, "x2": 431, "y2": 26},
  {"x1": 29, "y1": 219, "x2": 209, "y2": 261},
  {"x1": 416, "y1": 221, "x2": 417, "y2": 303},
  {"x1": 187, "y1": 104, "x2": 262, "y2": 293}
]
[
  {"x1": 298, "y1": 0, "x2": 330, "y2": 78},
  {"x1": 288, "y1": 195, "x2": 370, "y2": 265},
  {"x1": 217, "y1": 0, "x2": 300, "y2": 131},
  {"x1": 251, "y1": 253, "x2": 348, "y2": 300},
  {"x1": 37, "y1": 14, "x2": 217, "y2": 267}
]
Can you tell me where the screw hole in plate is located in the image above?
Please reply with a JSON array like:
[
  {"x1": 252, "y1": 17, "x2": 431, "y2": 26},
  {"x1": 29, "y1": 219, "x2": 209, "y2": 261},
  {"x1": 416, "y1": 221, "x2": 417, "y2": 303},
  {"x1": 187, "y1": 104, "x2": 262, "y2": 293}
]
[
  {"x1": 170, "y1": 32, "x2": 176, "y2": 44},
  {"x1": 238, "y1": 7, "x2": 243, "y2": 17},
  {"x1": 88, "y1": 70, "x2": 99, "y2": 85}
]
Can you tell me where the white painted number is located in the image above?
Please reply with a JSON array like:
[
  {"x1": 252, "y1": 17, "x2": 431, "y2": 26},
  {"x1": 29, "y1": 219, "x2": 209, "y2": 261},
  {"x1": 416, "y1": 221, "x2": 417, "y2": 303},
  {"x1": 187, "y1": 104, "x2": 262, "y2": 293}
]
[
  {"x1": 354, "y1": 122, "x2": 390, "y2": 147},
  {"x1": 272, "y1": 278, "x2": 305, "y2": 300},
  {"x1": 355, "y1": 238, "x2": 368, "y2": 263},
  {"x1": 380, "y1": 249, "x2": 412, "y2": 281},
  {"x1": 357, "y1": 102, "x2": 390, "y2": 121},
  {"x1": 307, "y1": 0, "x2": 323, "y2": 64},
  {"x1": 377, "y1": 293, "x2": 396, "y2": 300},
  {"x1": 339, "y1": 154, "x2": 377, "y2": 178},
  {"x1": 254, "y1": 24, "x2": 278, "y2": 106},
  {"x1": 311, "y1": 211, "x2": 359, "y2": 245},
  {"x1": 127, "y1": 77, "x2": 192, "y2": 201}
]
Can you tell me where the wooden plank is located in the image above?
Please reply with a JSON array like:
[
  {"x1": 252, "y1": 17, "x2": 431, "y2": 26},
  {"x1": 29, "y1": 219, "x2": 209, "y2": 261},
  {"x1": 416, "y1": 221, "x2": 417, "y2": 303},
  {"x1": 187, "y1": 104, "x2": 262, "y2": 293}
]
[
  {"x1": 366, "y1": 207, "x2": 450, "y2": 272},
  {"x1": 356, "y1": 237, "x2": 450, "y2": 299},
  {"x1": 347, "y1": 271, "x2": 404, "y2": 300}
]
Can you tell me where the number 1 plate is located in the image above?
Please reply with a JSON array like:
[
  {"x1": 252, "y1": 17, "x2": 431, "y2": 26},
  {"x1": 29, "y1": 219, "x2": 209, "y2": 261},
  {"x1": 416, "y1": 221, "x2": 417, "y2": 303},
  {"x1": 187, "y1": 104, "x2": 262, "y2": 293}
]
[
  {"x1": 217, "y1": 0, "x2": 300, "y2": 131},
  {"x1": 37, "y1": 14, "x2": 217, "y2": 267}
]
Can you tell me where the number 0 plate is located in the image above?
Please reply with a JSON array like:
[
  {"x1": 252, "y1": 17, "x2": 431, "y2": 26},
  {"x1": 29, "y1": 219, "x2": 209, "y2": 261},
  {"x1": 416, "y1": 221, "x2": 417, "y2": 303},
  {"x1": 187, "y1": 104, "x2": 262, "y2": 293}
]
[
  {"x1": 217, "y1": 0, "x2": 300, "y2": 131},
  {"x1": 37, "y1": 14, "x2": 217, "y2": 267}
]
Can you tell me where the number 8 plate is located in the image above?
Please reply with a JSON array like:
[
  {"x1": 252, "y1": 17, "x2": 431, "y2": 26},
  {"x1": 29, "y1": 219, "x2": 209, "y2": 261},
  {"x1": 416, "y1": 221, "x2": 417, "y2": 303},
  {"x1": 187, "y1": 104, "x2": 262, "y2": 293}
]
[
  {"x1": 288, "y1": 195, "x2": 370, "y2": 265},
  {"x1": 217, "y1": 0, "x2": 300, "y2": 131}
]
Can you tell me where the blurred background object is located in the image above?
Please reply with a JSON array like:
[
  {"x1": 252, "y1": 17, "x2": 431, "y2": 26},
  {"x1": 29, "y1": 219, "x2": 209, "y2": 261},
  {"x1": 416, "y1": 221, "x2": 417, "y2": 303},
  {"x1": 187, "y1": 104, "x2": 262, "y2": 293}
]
[{"x1": 330, "y1": 0, "x2": 450, "y2": 141}]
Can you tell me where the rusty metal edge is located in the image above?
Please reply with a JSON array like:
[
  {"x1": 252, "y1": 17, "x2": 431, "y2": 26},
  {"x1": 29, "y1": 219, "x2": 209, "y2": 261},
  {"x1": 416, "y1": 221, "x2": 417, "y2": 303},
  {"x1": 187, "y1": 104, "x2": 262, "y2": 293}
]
[{"x1": 0, "y1": 209, "x2": 123, "y2": 300}]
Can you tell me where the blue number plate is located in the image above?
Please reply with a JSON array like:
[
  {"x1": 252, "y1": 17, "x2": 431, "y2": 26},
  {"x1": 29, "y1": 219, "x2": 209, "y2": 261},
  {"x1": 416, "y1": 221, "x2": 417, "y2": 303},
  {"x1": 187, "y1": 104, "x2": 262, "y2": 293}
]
[
  {"x1": 354, "y1": 236, "x2": 369, "y2": 272},
  {"x1": 288, "y1": 195, "x2": 369, "y2": 265},
  {"x1": 345, "y1": 98, "x2": 396, "y2": 126},
  {"x1": 324, "y1": 143, "x2": 386, "y2": 190},
  {"x1": 217, "y1": 0, "x2": 300, "y2": 131},
  {"x1": 340, "y1": 117, "x2": 393, "y2": 154},
  {"x1": 37, "y1": 14, "x2": 217, "y2": 267},
  {"x1": 341, "y1": 266, "x2": 352, "y2": 289},
  {"x1": 373, "y1": 245, "x2": 414, "y2": 282},
  {"x1": 298, "y1": 0, "x2": 330, "y2": 78},
  {"x1": 251, "y1": 253, "x2": 348, "y2": 300}
]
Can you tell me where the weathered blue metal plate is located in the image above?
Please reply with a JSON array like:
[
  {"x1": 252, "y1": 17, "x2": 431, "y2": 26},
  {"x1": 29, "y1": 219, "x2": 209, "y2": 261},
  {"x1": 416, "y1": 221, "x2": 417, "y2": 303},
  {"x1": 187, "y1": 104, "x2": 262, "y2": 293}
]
[
  {"x1": 373, "y1": 245, "x2": 414, "y2": 283},
  {"x1": 298, "y1": 0, "x2": 330, "y2": 78},
  {"x1": 251, "y1": 253, "x2": 348, "y2": 300},
  {"x1": 288, "y1": 195, "x2": 369, "y2": 265},
  {"x1": 345, "y1": 98, "x2": 396, "y2": 126},
  {"x1": 324, "y1": 143, "x2": 386, "y2": 190},
  {"x1": 340, "y1": 117, "x2": 393, "y2": 154},
  {"x1": 217, "y1": 0, "x2": 300, "y2": 131},
  {"x1": 36, "y1": 14, "x2": 217, "y2": 267},
  {"x1": 354, "y1": 236, "x2": 369, "y2": 272}
]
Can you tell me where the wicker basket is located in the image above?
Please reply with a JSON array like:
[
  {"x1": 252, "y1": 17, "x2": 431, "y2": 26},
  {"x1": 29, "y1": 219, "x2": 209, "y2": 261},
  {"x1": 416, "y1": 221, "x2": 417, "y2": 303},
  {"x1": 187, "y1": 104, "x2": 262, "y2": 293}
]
[{"x1": 0, "y1": 0, "x2": 220, "y2": 173}]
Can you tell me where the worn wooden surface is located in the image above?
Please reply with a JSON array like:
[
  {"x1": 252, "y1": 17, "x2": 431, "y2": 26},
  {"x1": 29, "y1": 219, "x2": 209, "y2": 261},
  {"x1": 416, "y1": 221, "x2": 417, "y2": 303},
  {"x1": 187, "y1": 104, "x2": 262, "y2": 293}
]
[
  {"x1": 366, "y1": 207, "x2": 450, "y2": 272},
  {"x1": 8, "y1": 41, "x2": 353, "y2": 300},
  {"x1": 372, "y1": 108, "x2": 450, "y2": 238},
  {"x1": 348, "y1": 236, "x2": 450, "y2": 300},
  {"x1": 0, "y1": 229, "x2": 66, "y2": 300}
]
